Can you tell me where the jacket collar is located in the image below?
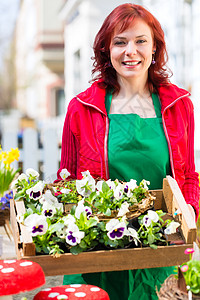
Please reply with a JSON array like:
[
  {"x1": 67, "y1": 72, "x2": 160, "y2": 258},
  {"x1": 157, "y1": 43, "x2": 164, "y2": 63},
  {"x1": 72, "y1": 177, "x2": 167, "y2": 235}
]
[
  {"x1": 76, "y1": 80, "x2": 190, "y2": 115},
  {"x1": 76, "y1": 81, "x2": 107, "y2": 115}
]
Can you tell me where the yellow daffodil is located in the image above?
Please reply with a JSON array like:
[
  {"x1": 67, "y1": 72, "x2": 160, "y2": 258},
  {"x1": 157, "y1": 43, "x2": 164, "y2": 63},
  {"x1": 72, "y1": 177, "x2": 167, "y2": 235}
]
[{"x1": 0, "y1": 145, "x2": 20, "y2": 197}]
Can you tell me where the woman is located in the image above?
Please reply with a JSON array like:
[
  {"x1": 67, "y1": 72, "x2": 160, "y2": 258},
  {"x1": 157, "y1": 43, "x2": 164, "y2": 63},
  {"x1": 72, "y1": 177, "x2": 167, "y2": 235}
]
[{"x1": 57, "y1": 3, "x2": 199, "y2": 299}]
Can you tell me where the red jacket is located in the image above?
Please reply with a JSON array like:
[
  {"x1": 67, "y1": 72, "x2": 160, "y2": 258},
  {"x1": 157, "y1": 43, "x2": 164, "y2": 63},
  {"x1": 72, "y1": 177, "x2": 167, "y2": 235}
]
[{"x1": 57, "y1": 81, "x2": 199, "y2": 218}]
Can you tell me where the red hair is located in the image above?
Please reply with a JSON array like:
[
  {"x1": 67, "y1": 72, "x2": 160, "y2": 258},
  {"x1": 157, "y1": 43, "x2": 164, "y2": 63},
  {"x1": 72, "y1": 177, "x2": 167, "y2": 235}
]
[{"x1": 91, "y1": 3, "x2": 172, "y2": 94}]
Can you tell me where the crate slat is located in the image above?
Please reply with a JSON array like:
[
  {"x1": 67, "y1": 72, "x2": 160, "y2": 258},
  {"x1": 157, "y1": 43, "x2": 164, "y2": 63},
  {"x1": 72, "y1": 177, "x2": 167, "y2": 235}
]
[
  {"x1": 19, "y1": 244, "x2": 192, "y2": 277},
  {"x1": 165, "y1": 176, "x2": 197, "y2": 243}
]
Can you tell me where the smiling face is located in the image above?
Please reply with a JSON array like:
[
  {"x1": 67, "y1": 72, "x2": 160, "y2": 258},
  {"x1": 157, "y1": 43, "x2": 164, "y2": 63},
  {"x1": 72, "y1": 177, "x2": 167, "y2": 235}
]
[{"x1": 109, "y1": 18, "x2": 156, "y2": 86}]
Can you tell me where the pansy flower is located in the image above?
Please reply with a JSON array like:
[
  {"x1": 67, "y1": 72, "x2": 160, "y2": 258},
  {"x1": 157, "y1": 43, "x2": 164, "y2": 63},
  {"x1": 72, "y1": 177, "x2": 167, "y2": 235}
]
[
  {"x1": 63, "y1": 214, "x2": 76, "y2": 226},
  {"x1": 117, "y1": 202, "x2": 129, "y2": 217},
  {"x1": 26, "y1": 168, "x2": 39, "y2": 178},
  {"x1": 24, "y1": 214, "x2": 48, "y2": 236},
  {"x1": 76, "y1": 170, "x2": 95, "y2": 197},
  {"x1": 125, "y1": 227, "x2": 140, "y2": 245},
  {"x1": 26, "y1": 181, "x2": 44, "y2": 201},
  {"x1": 106, "y1": 219, "x2": 126, "y2": 240},
  {"x1": 124, "y1": 179, "x2": 137, "y2": 197},
  {"x1": 17, "y1": 173, "x2": 28, "y2": 182},
  {"x1": 141, "y1": 179, "x2": 150, "y2": 190},
  {"x1": 42, "y1": 202, "x2": 56, "y2": 217},
  {"x1": 114, "y1": 184, "x2": 124, "y2": 200},
  {"x1": 96, "y1": 180, "x2": 104, "y2": 192},
  {"x1": 75, "y1": 200, "x2": 92, "y2": 219},
  {"x1": 142, "y1": 210, "x2": 159, "y2": 227},
  {"x1": 43, "y1": 190, "x2": 58, "y2": 205},
  {"x1": 106, "y1": 179, "x2": 116, "y2": 191},
  {"x1": 164, "y1": 221, "x2": 180, "y2": 235},
  {"x1": 60, "y1": 169, "x2": 71, "y2": 180},
  {"x1": 65, "y1": 224, "x2": 85, "y2": 246},
  {"x1": 60, "y1": 188, "x2": 70, "y2": 194}
]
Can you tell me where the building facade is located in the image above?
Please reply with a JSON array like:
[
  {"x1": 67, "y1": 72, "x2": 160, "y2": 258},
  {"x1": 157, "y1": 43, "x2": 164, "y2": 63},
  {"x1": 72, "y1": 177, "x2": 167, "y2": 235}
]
[{"x1": 15, "y1": 0, "x2": 65, "y2": 120}]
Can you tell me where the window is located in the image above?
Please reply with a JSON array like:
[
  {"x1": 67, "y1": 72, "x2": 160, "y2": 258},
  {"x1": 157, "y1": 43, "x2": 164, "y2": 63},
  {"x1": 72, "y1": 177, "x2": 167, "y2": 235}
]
[{"x1": 55, "y1": 88, "x2": 65, "y2": 116}]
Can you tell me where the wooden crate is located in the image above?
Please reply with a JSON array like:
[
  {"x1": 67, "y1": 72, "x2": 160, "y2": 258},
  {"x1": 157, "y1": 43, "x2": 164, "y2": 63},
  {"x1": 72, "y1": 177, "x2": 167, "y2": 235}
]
[{"x1": 10, "y1": 176, "x2": 197, "y2": 276}]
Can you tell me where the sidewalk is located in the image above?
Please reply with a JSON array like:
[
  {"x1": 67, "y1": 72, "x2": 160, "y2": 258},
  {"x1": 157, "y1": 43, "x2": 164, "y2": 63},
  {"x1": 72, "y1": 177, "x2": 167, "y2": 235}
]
[
  {"x1": 0, "y1": 224, "x2": 63, "y2": 300},
  {"x1": 0, "y1": 225, "x2": 16, "y2": 260}
]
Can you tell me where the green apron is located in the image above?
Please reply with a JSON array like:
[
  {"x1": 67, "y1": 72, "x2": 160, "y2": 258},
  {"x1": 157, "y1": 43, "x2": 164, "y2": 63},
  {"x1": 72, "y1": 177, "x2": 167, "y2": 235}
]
[{"x1": 63, "y1": 92, "x2": 174, "y2": 299}]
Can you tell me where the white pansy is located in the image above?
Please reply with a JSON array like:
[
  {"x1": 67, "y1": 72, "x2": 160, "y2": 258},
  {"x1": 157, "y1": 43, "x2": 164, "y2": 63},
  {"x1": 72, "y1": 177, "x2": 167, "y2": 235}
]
[
  {"x1": 106, "y1": 219, "x2": 126, "y2": 240},
  {"x1": 117, "y1": 202, "x2": 129, "y2": 217},
  {"x1": 60, "y1": 169, "x2": 71, "y2": 180},
  {"x1": 124, "y1": 179, "x2": 137, "y2": 197},
  {"x1": 114, "y1": 184, "x2": 124, "y2": 200},
  {"x1": 106, "y1": 179, "x2": 116, "y2": 191},
  {"x1": 24, "y1": 214, "x2": 48, "y2": 236},
  {"x1": 65, "y1": 223, "x2": 85, "y2": 246},
  {"x1": 147, "y1": 210, "x2": 159, "y2": 223},
  {"x1": 26, "y1": 168, "x2": 39, "y2": 178},
  {"x1": 143, "y1": 215, "x2": 152, "y2": 227},
  {"x1": 81, "y1": 170, "x2": 90, "y2": 177},
  {"x1": 42, "y1": 201, "x2": 57, "y2": 217},
  {"x1": 18, "y1": 173, "x2": 28, "y2": 181},
  {"x1": 76, "y1": 171, "x2": 95, "y2": 197},
  {"x1": 106, "y1": 219, "x2": 120, "y2": 232},
  {"x1": 125, "y1": 227, "x2": 140, "y2": 245},
  {"x1": 164, "y1": 221, "x2": 180, "y2": 235},
  {"x1": 26, "y1": 181, "x2": 44, "y2": 200},
  {"x1": 75, "y1": 200, "x2": 92, "y2": 219},
  {"x1": 43, "y1": 190, "x2": 64, "y2": 212},
  {"x1": 63, "y1": 214, "x2": 76, "y2": 226},
  {"x1": 56, "y1": 229, "x2": 66, "y2": 239},
  {"x1": 96, "y1": 180, "x2": 104, "y2": 192},
  {"x1": 142, "y1": 210, "x2": 159, "y2": 227},
  {"x1": 43, "y1": 190, "x2": 58, "y2": 206},
  {"x1": 39, "y1": 196, "x2": 46, "y2": 204},
  {"x1": 141, "y1": 179, "x2": 150, "y2": 190},
  {"x1": 60, "y1": 188, "x2": 70, "y2": 194}
]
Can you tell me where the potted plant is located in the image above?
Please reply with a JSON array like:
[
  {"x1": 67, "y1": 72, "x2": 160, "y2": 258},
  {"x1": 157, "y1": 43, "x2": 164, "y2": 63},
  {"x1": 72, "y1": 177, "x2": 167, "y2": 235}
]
[{"x1": 158, "y1": 244, "x2": 200, "y2": 299}]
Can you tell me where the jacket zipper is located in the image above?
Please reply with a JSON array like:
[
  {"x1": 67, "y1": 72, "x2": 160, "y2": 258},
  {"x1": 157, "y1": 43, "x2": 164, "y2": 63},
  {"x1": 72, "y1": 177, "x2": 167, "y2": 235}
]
[
  {"x1": 162, "y1": 92, "x2": 190, "y2": 179},
  {"x1": 76, "y1": 97, "x2": 109, "y2": 179}
]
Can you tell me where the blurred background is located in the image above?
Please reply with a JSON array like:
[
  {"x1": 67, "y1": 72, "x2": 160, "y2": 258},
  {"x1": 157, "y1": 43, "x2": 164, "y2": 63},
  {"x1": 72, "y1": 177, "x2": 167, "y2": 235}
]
[{"x1": 0, "y1": 0, "x2": 200, "y2": 181}]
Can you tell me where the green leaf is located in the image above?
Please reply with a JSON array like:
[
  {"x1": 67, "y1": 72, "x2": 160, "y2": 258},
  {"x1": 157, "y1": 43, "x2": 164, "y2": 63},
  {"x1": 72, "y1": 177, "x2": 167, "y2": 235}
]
[
  {"x1": 102, "y1": 181, "x2": 110, "y2": 193},
  {"x1": 86, "y1": 218, "x2": 98, "y2": 229},
  {"x1": 70, "y1": 246, "x2": 83, "y2": 255},
  {"x1": 48, "y1": 222, "x2": 64, "y2": 234},
  {"x1": 14, "y1": 192, "x2": 25, "y2": 201},
  {"x1": 150, "y1": 244, "x2": 158, "y2": 249},
  {"x1": 105, "y1": 208, "x2": 111, "y2": 216}
]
